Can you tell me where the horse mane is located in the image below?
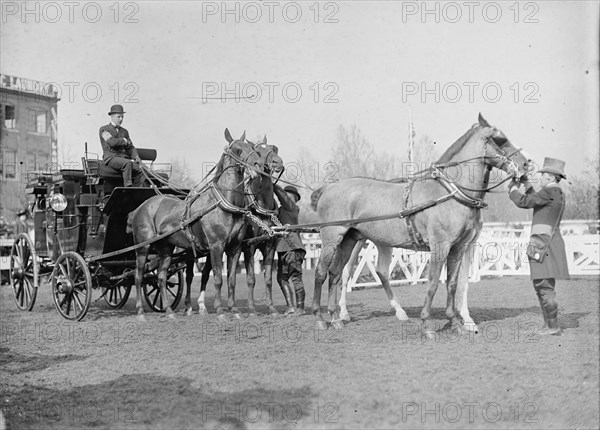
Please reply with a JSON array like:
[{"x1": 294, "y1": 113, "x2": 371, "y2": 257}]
[
  {"x1": 214, "y1": 142, "x2": 242, "y2": 178},
  {"x1": 436, "y1": 126, "x2": 481, "y2": 164},
  {"x1": 214, "y1": 152, "x2": 226, "y2": 178}
]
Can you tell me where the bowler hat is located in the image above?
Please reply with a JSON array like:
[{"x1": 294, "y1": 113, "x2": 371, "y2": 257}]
[
  {"x1": 108, "y1": 104, "x2": 126, "y2": 115},
  {"x1": 284, "y1": 185, "x2": 301, "y2": 201},
  {"x1": 539, "y1": 157, "x2": 567, "y2": 179},
  {"x1": 17, "y1": 209, "x2": 28, "y2": 217}
]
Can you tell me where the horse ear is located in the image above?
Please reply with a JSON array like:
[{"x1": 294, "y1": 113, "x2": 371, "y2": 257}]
[
  {"x1": 262, "y1": 135, "x2": 267, "y2": 145},
  {"x1": 240, "y1": 130, "x2": 246, "y2": 142},
  {"x1": 224, "y1": 128, "x2": 233, "y2": 143},
  {"x1": 478, "y1": 113, "x2": 490, "y2": 128}
]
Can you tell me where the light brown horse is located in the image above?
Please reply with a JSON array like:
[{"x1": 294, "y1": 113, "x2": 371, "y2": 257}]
[
  {"x1": 127, "y1": 130, "x2": 263, "y2": 320},
  {"x1": 311, "y1": 114, "x2": 531, "y2": 335},
  {"x1": 198, "y1": 138, "x2": 285, "y2": 317}
]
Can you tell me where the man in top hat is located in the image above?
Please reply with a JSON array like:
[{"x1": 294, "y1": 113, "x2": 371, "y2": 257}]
[
  {"x1": 274, "y1": 184, "x2": 307, "y2": 316},
  {"x1": 509, "y1": 157, "x2": 570, "y2": 336},
  {"x1": 99, "y1": 104, "x2": 143, "y2": 187}
]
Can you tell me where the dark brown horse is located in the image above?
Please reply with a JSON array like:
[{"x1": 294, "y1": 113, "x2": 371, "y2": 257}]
[
  {"x1": 127, "y1": 130, "x2": 263, "y2": 320},
  {"x1": 198, "y1": 138, "x2": 285, "y2": 317},
  {"x1": 311, "y1": 114, "x2": 531, "y2": 335}
]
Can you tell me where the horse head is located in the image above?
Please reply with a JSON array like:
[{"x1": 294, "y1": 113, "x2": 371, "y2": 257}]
[
  {"x1": 477, "y1": 113, "x2": 531, "y2": 182},
  {"x1": 223, "y1": 128, "x2": 263, "y2": 179},
  {"x1": 250, "y1": 135, "x2": 284, "y2": 175}
]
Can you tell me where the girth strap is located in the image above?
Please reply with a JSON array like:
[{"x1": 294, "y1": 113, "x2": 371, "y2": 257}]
[{"x1": 402, "y1": 180, "x2": 430, "y2": 251}]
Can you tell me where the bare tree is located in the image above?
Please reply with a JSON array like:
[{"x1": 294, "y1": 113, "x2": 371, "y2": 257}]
[
  {"x1": 169, "y1": 158, "x2": 199, "y2": 189},
  {"x1": 564, "y1": 156, "x2": 599, "y2": 220}
]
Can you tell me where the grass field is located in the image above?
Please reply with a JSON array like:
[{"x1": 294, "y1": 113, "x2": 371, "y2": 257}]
[{"x1": 1, "y1": 272, "x2": 598, "y2": 429}]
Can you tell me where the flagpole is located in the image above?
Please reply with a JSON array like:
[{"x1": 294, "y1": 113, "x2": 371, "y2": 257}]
[{"x1": 408, "y1": 106, "x2": 414, "y2": 163}]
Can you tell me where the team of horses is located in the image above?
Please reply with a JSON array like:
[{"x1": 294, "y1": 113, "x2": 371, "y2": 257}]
[{"x1": 126, "y1": 115, "x2": 531, "y2": 335}]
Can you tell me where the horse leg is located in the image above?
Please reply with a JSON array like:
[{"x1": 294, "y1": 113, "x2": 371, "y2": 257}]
[
  {"x1": 198, "y1": 257, "x2": 211, "y2": 316},
  {"x1": 183, "y1": 259, "x2": 194, "y2": 317},
  {"x1": 134, "y1": 246, "x2": 150, "y2": 321},
  {"x1": 339, "y1": 238, "x2": 365, "y2": 321},
  {"x1": 313, "y1": 230, "x2": 346, "y2": 330},
  {"x1": 420, "y1": 243, "x2": 451, "y2": 337},
  {"x1": 243, "y1": 247, "x2": 258, "y2": 317},
  {"x1": 444, "y1": 244, "x2": 466, "y2": 332},
  {"x1": 329, "y1": 235, "x2": 358, "y2": 329},
  {"x1": 156, "y1": 246, "x2": 176, "y2": 319},
  {"x1": 210, "y1": 246, "x2": 228, "y2": 322},
  {"x1": 262, "y1": 243, "x2": 278, "y2": 315},
  {"x1": 376, "y1": 245, "x2": 409, "y2": 321},
  {"x1": 226, "y1": 249, "x2": 242, "y2": 319},
  {"x1": 456, "y1": 246, "x2": 479, "y2": 333}
]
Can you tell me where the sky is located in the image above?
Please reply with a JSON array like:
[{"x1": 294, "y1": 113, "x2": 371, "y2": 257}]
[{"x1": 2, "y1": 0, "x2": 599, "y2": 182}]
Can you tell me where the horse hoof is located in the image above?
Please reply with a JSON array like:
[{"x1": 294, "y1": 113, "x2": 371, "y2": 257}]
[
  {"x1": 232, "y1": 313, "x2": 242, "y2": 320},
  {"x1": 198, "y1": 309, "x2": 208, "y2": 317},
  {"x1": 316, "y1": 320, "x2": 328, "y2": 331},
  {"x1": 331, "y1": 319, "x2": 344, "y2": 330},
  {"x1": 423, "y1": 329, "x2": 436, "y2": 339},
  {"x1": 166, "y1": 313, "x2": 177, "y2": 321},
  {"x1": 463, "y1": 322, "x2": 479, "y2": 334},
  {"x1": 216, "y1": 314, "x2": 229, "y2": 323},
  {"x1": 339, "y1": 311, "x2": 351, "y2": 322},
  {"x1": 395, "y1": 311, "x2": 409, "y2": 321},
  {"x1": 184, "y1": 309, "x2": 193, "y2": 317},
  {"x1": 137, "y1": 314, "x2": 147, "y2": 322}
]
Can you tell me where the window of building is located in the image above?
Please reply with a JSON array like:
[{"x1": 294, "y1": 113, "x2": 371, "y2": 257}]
[
  {"x1": 0, "y1": 150, "x2": 17, "y2": 180},
  {"x1": 27, "y1": 152, "x2": 49, "y2": 171},
  {"x1": 2, "y1": 104, "x2": 16, "y2": 129},
  {"x1": 27, "y1": 109, "x2": 47, "y2": 134}
]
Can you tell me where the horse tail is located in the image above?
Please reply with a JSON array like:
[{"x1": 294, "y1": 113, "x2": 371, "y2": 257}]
[
  {"x1": 125, "y1": 209, "x2": 137, "y2": 234},
  {"x1": 310, "y1": 187, "x2": 325, "y2": 212}
]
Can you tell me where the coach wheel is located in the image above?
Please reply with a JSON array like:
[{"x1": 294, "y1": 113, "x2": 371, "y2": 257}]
[
  {"x1": 9, "y1": 233, "x2": 39, "y2": 311},
  {"x1": 52, "y1": 252, "x2": 92, "y2": 321},
  {"x1": 102, "y1": 279, "x2": 132, "y2": 309},
  {"x1": 143, "y1": 267, "x2": 184, "y2": 312}
]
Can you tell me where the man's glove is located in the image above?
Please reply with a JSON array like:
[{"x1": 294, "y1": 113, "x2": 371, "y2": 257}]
[{"x1": 508, "y1": 178, "x2": 521, "y2": 193}]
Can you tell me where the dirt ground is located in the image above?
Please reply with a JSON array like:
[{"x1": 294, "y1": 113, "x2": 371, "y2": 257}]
[{"x1": 1, "y1": 272, "x2": 598, "y2": 429}]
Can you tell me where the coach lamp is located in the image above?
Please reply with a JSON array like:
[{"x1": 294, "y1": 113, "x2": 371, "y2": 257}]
[{"x1": 49, "y1": 193, "x2": 68, "y2": 212}]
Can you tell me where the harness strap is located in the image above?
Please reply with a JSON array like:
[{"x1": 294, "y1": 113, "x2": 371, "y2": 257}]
[
  {"x1": 88, "y1": 200, "x2": 220, "y2": 262},
  {"x1": 181, "y1": 192, "x2": 205, "y2": 258},
  {"x1": 432, "y1": 167, "x2": 488, "y2": 209},
  {"x1": 403, "y1": 180, "x2": 429, "y2": 250},
  {"x1": 211, "y1": 183, "x2": 249, "y2": 214}
]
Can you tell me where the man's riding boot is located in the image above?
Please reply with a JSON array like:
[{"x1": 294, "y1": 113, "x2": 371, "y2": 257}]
[
  {"x1": 539, "y1": 318, "x2": 561, "y2": 336},
  {"x1": 282, "y1": 283, "x2": 296, "y2": 316},
  {"x1": 537, "y1": 295, "x2": 548, "y2": 330},
  {"x1": 295, "y1": 289, "x2": 306, "y2": 315}
]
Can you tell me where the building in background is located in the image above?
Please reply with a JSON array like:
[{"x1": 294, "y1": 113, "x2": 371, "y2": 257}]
[{"x1": 0, "y1": 73, "x2": 59, "y2": 219}]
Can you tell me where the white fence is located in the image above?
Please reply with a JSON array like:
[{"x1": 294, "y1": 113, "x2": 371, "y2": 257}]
[
  {"x1": 300, "y1": 220, "x2": 599, "y2": 290},
  {"x1": 3, "y1": 221, "x2": 598, "y2": 288}
]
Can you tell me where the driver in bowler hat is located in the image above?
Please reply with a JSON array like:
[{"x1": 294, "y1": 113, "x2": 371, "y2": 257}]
[{"x1": 99, "y1": 104, "x2": 143, "y2": 187}]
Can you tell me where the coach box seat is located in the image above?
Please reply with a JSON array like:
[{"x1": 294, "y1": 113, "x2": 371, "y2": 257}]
[{"x1": 84, "y1": 148, "x2": 170, "y2": 191}]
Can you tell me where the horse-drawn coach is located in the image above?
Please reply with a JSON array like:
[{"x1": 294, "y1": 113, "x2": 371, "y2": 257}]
[
  {"x1": 8, "y1": 144, "x2": 189, "y2": 321},
  {"x1": 8, "y1": 129, "x2": 286, "y2": 322}
]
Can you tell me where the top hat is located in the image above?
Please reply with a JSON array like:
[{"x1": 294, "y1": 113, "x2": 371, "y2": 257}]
[
  {"x1": 539, "y1": 157, "x2": 567, "y2": 179},
  {"x1": 108, "y1": 104, "x2": 126, "y2": 115},
  {"x1": 284, "y1": 185, "x2": 301, "y2": 201}
]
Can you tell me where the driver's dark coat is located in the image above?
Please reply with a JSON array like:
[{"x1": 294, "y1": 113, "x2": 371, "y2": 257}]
[
  {"x1": 99, "y1": 123, "x2": 139, "y2": 162},
  {"x1": 509, "y1": 183, "x2": 569, "y2": 280}
]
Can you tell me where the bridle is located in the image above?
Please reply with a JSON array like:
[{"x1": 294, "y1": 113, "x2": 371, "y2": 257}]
[{"x1": 429, "y1": 127, "x2": 527, "y2": 194}]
